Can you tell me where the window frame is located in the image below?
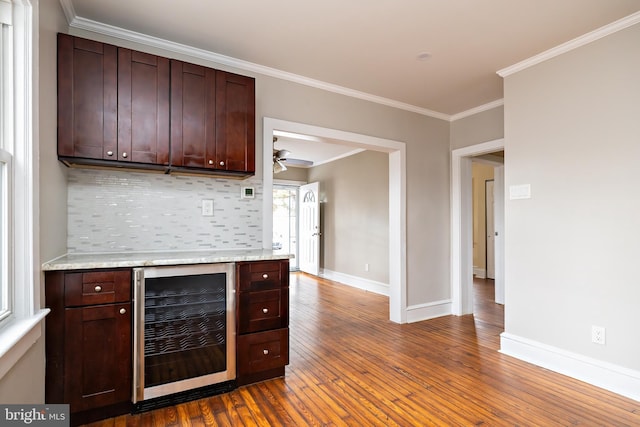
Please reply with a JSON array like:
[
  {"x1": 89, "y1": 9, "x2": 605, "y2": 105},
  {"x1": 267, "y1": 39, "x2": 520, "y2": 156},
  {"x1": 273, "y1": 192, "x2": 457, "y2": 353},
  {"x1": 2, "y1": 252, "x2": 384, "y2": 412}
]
[{"x1": 0, "y1": 0, "x2": 48, "y2": 381}]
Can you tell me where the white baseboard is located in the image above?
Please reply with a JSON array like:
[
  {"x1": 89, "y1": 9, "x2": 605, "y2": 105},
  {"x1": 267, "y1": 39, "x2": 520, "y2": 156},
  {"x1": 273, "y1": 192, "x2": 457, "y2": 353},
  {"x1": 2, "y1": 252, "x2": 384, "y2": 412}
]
[
  {"x1": 319, "y1": 269, "x2": 389, "y2": 296},
  {"x1": 500, "y1": 332, "x2": 640, "y2": 402},
  {"x1": 473, "y1": 267, "x2": 486, "y2": 279},
  {"x1": 406, "y1": 300, "x2": 452, "y2": 323}
]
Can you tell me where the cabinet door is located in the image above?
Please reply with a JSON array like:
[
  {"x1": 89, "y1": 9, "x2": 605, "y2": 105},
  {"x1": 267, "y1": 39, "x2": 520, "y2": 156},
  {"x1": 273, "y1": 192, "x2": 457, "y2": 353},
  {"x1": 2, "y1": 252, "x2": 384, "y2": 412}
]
[
  {"x1": 118, "y1": 49, "x2": 170, "y2": 165},
  {"x1": 170, "y1": 60, "x2": 217, "y2": 169},
  {"x1": 64, "y1": 303, "x2": 132, "y2": 412},
  {"x1": 216, "y1": 71, "x2": 255, "y2": 173},
  {"x1": 58, "y1": 33, "x2": 117, "y2": 160}
]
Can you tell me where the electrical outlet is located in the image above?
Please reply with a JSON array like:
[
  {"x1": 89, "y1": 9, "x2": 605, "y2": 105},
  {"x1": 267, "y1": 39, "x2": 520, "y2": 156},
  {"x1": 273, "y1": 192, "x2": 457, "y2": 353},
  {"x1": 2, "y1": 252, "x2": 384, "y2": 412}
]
[
  {"x1": 591, "y1": 325, "x2": 606, "y2": 345},
  {"x1": 202, "y1": 199, "x2": 214, "y2": 216},
  {"x1": 364, "y1": 263, "x2": 369, "y2": 272}
]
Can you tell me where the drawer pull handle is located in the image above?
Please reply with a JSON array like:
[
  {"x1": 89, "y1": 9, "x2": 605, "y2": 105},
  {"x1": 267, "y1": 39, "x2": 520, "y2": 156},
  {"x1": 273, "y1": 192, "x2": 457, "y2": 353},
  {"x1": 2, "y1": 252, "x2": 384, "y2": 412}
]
[
  {"x1": 208, "y1": 159, "x2": 214, "y2": 165},
  {"x1": 262, "y1": 273, "x2": 269, "y2": 279},
  {"x1": 122, "y1": 152, "x2": 128, "y2": 158},
  {"x1": 263, "y1": 349, "x2": 269, "y2": 355},
  {"x1": 94, "y1": 285, "x2": 102, "y2": 292},
  {"x1": 106, "y1": 150, "x2": 114, "y2": 156},
  {"x1": 219, "y1": 161, "x2": 225, "y2": 166},
  {"x1": 262, "y1": 308, "x2": 269, "y2": 314},
  {"x1": 119, "y1": 308, "x2": 126, "y2": 315}
]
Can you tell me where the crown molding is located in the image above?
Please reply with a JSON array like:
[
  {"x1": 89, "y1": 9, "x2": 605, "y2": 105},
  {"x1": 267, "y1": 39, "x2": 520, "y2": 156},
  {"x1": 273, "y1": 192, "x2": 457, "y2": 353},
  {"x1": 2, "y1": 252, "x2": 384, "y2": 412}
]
[
  {"x1": 498, "y1": 11, "x2": 640, "y2": 77},
  {"x1": 449, "y1": 99, "x2": 504, "y2": 122},
  {"x1": 60, "y1": 0, "x2": 451, "y2": 121},
  {"x1": 58, "y1": 0, "x2": 76, "y2": 25}
]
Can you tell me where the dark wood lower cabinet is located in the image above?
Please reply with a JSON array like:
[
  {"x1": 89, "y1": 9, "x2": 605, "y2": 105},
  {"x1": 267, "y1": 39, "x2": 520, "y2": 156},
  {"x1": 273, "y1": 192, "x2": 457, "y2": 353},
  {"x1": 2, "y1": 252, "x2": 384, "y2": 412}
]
[
  {"x1": 64, "y1": 303, "x2": 132, "y2": 412},
  {"x1": 236, "y1": 260, "x2": 290, "y2": 385},
  {"x1": 236, "y1": 328, "x2": 289, "y2": 385},
  {"x1": 44, "y1": 259, "x2": 290, "y2": 424},
  {"x1": 45, "y1": 269, "x2": 133, "y2": 425}
]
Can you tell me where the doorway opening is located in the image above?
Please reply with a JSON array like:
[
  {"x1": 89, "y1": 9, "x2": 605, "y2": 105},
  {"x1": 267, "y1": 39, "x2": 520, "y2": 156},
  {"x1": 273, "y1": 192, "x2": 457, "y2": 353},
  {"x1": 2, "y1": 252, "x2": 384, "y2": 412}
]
[
  {"x1": 262, "y1": 118, "x2": 407, "y2": 323},
  {"x1": 451, "y1": 139, "x2": 504, "y2": 316},
  {"x1": 272, "y1": 184, "x2": 299, "y2": 271}
]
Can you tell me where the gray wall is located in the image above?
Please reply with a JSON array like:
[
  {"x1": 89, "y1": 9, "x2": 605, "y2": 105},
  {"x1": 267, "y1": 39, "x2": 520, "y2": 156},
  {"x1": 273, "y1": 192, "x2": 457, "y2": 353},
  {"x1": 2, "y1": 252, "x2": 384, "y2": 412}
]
[
  {"x1": 274, "y1": 166, "x2": 309, "y2": 182},
  {"x1": 308, "y1": 151, "x2": 389, "y2": 283},
  {"x1": 450, "y1": 106, "x2": 504, "y2": 149},
  {"x1": 503, "y1": 23, "x2": 640, "y2": 370}
]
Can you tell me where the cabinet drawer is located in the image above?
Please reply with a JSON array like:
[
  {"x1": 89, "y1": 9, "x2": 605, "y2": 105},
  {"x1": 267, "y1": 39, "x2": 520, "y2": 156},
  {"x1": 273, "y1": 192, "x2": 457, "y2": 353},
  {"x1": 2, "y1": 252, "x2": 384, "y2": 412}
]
[
  {"x1": 237, "y1": 328, "x2": 289, "y2": 375},
  {"x1": 64, "y1": 270, "x2": 131, "y2": 306},
  {"x1": 237, "y1": 261, "x2": 284, "y2": 291},
  {"x1": 238, "y1": 289, "x2": 287, "y2": 333}
]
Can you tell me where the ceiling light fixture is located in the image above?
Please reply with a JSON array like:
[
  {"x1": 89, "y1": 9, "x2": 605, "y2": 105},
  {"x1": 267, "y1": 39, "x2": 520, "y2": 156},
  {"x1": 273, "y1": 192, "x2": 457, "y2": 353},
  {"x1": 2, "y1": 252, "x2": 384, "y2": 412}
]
[{"x1": 273, "y1": 159, "x2": 287, "y2": 173}]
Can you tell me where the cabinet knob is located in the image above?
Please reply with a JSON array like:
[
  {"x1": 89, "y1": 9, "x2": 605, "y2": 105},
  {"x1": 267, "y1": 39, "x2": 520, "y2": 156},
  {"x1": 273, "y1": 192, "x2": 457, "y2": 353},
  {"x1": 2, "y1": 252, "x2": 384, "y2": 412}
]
[
  {"x1": 119, "y1": 308, "x2": 126, "y2": 315},
  {"x1": 208, "y1": 159, "x2": 214, "y2": 165},
  {"x1": 262, "y1": 273, "x2": 269, "y2": 279},
  {"x1": 94, "y1": 285, "x2": 102, "y2": 292},
  {"x1": 106, "y1": 151, "x2": 114, "y2": 156},
  {"x1": 219, "y1": 161, "x2": 225, "y2": 166},
  {"x1": 262, "y1": 308, "x2": 269, "y2": 314},
  {"x1": 122, "y1": 152, "x2": 128, "y2": 158},
  {"x1": 263, "y1": 349, "x2": 269, "y2": 355}
]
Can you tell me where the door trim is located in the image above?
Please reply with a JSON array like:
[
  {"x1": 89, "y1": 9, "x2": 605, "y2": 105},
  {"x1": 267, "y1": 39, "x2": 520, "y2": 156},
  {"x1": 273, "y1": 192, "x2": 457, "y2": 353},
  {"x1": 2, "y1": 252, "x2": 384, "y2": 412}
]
[
  {"x1": 451, "y1": 139, "x2": 504, "y2": 315},
  {"x1": 485, "y1": 179, "x2": 495, "y2": 280},
  {"x1": 262, "y1": 117, "x2": 407, "y2": 323}
]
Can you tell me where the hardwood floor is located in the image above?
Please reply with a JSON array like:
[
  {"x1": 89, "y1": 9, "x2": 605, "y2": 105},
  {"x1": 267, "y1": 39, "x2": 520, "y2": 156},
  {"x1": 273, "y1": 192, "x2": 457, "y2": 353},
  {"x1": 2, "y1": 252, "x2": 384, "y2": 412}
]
[{"x1": 85, "y1": 274, "x2": 640, "y2": 426}]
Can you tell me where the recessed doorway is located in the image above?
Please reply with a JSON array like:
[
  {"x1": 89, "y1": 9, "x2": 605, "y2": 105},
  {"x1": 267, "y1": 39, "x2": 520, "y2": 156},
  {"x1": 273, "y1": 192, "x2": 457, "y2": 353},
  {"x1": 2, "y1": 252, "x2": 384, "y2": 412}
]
[{"x1": 262, "y1": 117, "x2": 407, "y2": 323}]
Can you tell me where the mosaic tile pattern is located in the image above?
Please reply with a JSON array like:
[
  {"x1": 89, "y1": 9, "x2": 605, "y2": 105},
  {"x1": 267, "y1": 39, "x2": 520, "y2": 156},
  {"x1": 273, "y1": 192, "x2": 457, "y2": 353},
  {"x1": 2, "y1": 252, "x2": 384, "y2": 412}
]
[{"x1": 67, "y1": 169, "x2": 263, "y2": 253}]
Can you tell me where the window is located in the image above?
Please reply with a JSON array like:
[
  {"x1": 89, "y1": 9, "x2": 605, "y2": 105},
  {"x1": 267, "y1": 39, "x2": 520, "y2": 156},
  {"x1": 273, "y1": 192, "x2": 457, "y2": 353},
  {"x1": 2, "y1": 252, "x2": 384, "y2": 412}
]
[
  {"x1": 0, "y1": 0, "x2": 14, "y2": 323},
  {"x1": 0, "y1": 0, "x2": 47, "y2": 381},
  {"x1": 0, "y1": 149, "x2": 11, "y2": 322}
]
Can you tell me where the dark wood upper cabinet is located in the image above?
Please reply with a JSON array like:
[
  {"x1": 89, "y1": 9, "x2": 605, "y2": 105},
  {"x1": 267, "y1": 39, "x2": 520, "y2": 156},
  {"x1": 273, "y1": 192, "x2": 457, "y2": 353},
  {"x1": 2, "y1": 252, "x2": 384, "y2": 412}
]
[
  {"x1": 170, "y1": 62, "x2": 256, "y2": 175},
  {"x1": 118, "y1": 49, "x2": 170, "y2": 165},
  {"x1": 170, "y1": 60, "x2": 217, "y2": 169},
  {"x1": 216, "y1": 71, "x2": 255, "y2": 174},
  {"x1": 57, "y1": 33, "x2": 117, "y2": 160},
  {"x1": 57, "y1": 33, "x2": 255, "y2": 177}
]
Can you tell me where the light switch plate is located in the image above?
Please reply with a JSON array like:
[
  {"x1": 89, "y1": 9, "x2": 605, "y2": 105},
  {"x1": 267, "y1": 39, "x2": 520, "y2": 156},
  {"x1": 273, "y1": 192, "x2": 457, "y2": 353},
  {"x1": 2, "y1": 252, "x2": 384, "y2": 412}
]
[
  {"x1": 202, "y1": 199, "x2": 214, "y2": 216},
  {"x1": 509, "y1": 184, "x2": 531, "y2": 200}
]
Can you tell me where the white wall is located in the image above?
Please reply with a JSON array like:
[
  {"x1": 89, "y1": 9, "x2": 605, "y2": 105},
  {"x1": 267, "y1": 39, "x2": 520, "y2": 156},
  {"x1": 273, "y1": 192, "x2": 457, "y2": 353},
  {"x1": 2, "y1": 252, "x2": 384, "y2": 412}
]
[{"x1": 502, "y1": 21, "x2": 640, "y2": 380}]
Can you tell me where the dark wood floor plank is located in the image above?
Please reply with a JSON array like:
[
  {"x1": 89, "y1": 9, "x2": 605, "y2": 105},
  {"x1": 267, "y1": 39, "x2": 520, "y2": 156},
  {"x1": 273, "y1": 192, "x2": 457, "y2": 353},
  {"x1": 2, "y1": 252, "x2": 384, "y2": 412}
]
[{"x1": 83, "y1": 275, "x2": 640, "y2": 427}]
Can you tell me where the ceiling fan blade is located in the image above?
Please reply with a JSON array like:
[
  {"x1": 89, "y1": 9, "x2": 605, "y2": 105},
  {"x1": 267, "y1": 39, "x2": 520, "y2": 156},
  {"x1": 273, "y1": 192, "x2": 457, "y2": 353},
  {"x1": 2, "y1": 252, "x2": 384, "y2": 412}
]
[{"x1": 284, "y1": 158, "x2": 313, "y2": 167}]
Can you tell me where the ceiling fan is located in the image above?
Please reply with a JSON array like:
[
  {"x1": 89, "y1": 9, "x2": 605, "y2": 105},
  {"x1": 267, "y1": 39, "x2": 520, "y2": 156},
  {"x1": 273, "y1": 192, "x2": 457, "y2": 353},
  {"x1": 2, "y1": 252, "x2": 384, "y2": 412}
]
[{"x1": 273, "y1": 136, "x2": 312, "y2": 173}]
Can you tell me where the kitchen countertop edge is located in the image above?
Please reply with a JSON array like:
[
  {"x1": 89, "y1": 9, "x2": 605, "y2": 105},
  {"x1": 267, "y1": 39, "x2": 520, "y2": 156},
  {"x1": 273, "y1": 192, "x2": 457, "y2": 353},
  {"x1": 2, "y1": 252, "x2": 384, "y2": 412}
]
[{"x1": 42, "y1": 249, "x2": 294, "y2": 271}]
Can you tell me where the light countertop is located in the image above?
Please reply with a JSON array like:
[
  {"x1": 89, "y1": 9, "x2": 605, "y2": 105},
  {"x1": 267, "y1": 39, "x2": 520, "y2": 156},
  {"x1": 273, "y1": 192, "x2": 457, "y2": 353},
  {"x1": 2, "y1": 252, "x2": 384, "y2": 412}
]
[{"x1": 42, "y1": 249, "x2": 293, "y2": 271}]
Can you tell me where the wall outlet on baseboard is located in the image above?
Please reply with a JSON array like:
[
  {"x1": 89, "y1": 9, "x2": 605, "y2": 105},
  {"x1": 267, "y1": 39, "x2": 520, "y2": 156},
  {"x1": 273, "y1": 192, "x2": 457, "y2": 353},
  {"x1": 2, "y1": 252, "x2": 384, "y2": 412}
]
[{"x1": 591, "y1": 325, "x2": 606, "y2": 345}]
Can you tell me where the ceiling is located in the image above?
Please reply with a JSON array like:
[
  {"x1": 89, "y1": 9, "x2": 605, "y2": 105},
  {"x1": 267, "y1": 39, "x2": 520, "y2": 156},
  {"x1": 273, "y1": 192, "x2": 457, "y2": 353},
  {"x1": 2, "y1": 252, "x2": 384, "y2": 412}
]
[
  {"x1": 61, "y1": 1, "x2": 640, "y2": 165},
  {"x1": 273, "y1": 131, "x2": 364, "y2": 168}
]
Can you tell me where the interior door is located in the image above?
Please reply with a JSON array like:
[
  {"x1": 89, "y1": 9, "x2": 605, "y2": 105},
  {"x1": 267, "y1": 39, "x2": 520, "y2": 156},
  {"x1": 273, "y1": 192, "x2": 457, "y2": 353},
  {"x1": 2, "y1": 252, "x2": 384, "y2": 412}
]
[
  {"x1": 486, "y1": 180, "x2": 495, "y2": 280},
  {"x1": 299, "y1": 182, "x2": 320, "y2": 276}
]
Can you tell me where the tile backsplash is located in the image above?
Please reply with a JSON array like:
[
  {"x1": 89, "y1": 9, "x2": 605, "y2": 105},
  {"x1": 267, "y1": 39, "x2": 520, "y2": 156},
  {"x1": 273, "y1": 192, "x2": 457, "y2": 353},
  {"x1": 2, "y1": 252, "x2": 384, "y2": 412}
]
[{"x1": 67, "y1": 169, "x2": 263, "y2": 253}]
